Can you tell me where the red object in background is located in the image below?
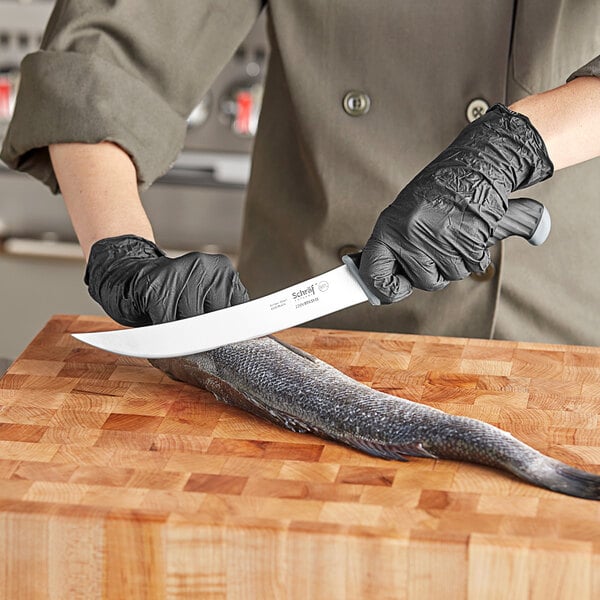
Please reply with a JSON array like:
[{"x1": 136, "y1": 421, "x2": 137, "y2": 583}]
[
  {"x1": 0, "y1": 77, "x2": 11, "y2": 120},
  {"x1": 234, "y1": 90, "x2": 253, "y2": 136}
]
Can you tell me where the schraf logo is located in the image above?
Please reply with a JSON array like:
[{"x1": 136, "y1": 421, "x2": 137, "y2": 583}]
[{"x1": 292, "y1": 284, "x2": 316, "y2": 301}]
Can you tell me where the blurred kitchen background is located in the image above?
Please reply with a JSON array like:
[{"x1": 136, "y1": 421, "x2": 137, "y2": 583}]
[{"x1": 0, "y1": 0, "x2": 268, "y2": 363}]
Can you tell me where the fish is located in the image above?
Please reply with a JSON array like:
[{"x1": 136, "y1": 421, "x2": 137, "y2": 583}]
[{"x1": 150, "y1": 335, "x2": 600, "y2": 500}]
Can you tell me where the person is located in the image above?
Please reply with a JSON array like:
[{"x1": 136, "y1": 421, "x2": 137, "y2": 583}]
[{"x1": 2, "y1": 1, "x2": 600, "y2": 345}]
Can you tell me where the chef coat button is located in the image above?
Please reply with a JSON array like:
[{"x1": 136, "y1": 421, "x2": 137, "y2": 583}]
[
  {"x1": 342, "y1": 91, "x2": 371, "y2": 117},
  {"x1": 337, "y1": 245, "x2": 362, "y2": 261},
  {"x1": 466, "y1": 98, "x2": 490, "y2": 123},
  {"x1": 471, "y1": 262, "x2": 496, "y2": 282}
]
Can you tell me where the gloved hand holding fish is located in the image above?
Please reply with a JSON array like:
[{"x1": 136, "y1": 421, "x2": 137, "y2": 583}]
[
  {"x1": 85, "y1": 235, "x2": 249, "y2": 327},
  {"x1": 150, "y1": 335, "x2": 600, "y2": 501}
]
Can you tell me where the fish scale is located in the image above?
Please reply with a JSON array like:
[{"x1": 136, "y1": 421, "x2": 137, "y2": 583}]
[{"x1": 151, "y1": 336, "x2": 600, "y2": 500}]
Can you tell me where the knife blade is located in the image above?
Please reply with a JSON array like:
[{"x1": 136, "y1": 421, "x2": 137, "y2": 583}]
[{"x1": 73, "y1": 198, "x2": 550, "y2": 358}]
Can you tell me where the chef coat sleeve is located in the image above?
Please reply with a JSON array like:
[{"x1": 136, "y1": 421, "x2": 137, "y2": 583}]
[
  {"x1": 0, "y1": 0, "x2": 265, "y2": 193},
  {"x1": 567, "y1": 55, "x2": 600, "y2": 80}
]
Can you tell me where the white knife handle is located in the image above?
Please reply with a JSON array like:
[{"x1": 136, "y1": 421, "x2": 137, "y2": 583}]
[
  {"x1": 341, "y1": 254, "x2": 382, "y2": 306},
  {"x1": 488, "y1": 197, "x2": 551, "y2": 247}
]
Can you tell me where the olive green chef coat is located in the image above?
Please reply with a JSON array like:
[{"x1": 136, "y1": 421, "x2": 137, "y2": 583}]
[{"x1": 2, "y1": 1, "x2": 600, "y2": 345}]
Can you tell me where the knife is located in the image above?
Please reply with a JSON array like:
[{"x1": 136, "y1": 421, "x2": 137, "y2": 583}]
[{"x1": 73, "y1": 198, "x2": 550, "y2": 358}]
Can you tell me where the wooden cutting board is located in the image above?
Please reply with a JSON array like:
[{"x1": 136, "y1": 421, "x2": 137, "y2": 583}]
[{"x1": 0, "y1": 314, "x2": 599, "y2": 599}]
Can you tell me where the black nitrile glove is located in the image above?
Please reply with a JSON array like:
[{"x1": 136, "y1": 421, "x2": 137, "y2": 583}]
[
  {"x1": 359, "y1": 104, "x2": 554, "y2": 303},
  {"x1": 84, "y1": 235, "x2": 249, "y2": 327}
]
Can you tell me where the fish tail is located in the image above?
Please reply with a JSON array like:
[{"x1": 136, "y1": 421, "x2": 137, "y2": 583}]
[
  {"x1": 424, "y1": 417, "x2": 600, "y2": 500},
  {"x1": 510, "y1": 458, "x2": 600, "y2": 500}
]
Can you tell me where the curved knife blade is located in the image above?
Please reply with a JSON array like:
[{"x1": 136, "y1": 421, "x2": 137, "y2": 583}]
[{"x1": 72, "y1": 265, "x2": 367, "y2": 358}]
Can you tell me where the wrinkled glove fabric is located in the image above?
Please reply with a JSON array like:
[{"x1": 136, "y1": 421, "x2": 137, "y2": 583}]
[
  {"x1": 85, "y1": 235, "x2": 249, "y2": 327},
  {"x1": 359, "y1": 104, "x2": 554, "y2": 303}
]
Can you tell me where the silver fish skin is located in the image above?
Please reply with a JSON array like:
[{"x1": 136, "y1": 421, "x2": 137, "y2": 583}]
[{"x1": 151, "y1": 336, "x2": 600, "y2": 500}]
